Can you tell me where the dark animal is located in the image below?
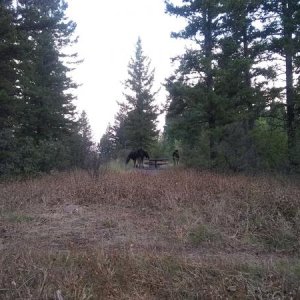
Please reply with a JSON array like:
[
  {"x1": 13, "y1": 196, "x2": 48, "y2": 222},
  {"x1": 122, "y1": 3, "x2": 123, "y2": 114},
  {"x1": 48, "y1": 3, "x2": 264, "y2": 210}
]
[
  {"x1": 172, "y1": 150, "x2": 179, "y2": 165},
  {"x1": 126, "y1": 148, "x2": 149, "y2": 168}
]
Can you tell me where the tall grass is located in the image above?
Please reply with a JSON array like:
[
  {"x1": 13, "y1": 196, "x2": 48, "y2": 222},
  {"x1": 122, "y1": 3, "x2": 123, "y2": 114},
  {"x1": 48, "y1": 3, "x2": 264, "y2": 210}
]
[{"x1": 0, "y1": 169, "x2": 300, "y2": 298}]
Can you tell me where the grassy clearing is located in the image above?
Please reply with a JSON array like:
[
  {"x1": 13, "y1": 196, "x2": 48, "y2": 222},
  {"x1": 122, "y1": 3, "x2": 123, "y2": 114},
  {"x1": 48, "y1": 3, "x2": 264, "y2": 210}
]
[{"x1": 0, "y1": 168, "x2": 300, "y2": 298}]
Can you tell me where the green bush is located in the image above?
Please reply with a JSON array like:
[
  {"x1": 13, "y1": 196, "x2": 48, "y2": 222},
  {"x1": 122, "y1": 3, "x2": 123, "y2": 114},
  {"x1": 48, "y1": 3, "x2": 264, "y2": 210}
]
[{"x1": 253, "y1": 118, "x2": 288, "y2": 169}]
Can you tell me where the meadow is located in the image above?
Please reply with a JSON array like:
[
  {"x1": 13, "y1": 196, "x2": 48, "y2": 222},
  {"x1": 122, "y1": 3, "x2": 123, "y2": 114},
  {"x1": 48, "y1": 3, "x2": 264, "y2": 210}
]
[{"x1": 0, "y1": 168, "x2": 300, "y2": 299}]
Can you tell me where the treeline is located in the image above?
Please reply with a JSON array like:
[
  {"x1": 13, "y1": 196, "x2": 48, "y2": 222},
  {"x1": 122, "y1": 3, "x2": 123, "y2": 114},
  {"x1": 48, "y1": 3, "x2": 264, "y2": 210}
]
[
  {"x1": 163, "y1": 0, "x2": 300, "y2": 171},
  {"x1": 1, "y1": 1, "x2": 300, "y2": 176},
  {"x1": 0, "y1": 0, "x2": 94, "y2": 177},
  {"x1": 100, "y1": 0, "x2": 300, "y2": 172}
]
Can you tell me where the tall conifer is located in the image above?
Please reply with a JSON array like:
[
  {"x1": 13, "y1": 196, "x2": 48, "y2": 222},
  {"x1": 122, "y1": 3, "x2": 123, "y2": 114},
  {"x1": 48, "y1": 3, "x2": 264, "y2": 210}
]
[
  {"x1": 0, "y1": 1, "x2": 20, "y2": 174},
  {"x1": 262, "y1": 0, "x2": 300, "y2": 167},
  {"x1": 17, "y1": 0, "x2": 77, "y2": 142},
  {"x1": 165, "y1": 0, "x2": 223, "y2": 161},
  {"x1": 116, "y1": 37, "x2": 158, "y2": 150}
]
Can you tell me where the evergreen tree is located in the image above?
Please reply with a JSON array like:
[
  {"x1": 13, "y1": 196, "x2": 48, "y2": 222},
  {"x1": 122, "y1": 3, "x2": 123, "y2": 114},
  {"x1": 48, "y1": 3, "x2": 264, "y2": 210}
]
[
  {"x1": 0, "y1": 0, "x2": 80, "y2": 175},
  {"x1": 262, "y1": 0, "x2": 300, "y2": 167},
  {"x1": 71, "y1": 110, "x2": 94, "y2": 168},
  {"x1": 0, "y1": 1, "x2": 20, "y2": 174},
  {"x1": 0, "y1": 1, "x2": 18, "y2": 129},
  {"x1": 17, "y1": 0, "x2": 77, "y2": 143},
  {"x1": 112, "y1": 101, "x2": 130, "y2": 150},
  {"x1": 214, "y1": 0, "x2": 275, "y2": 169},
  {"x1": 165, "y1": 0, "x2": 223, "y2": 162},
  {"x1": 14, "y1": 0, "x2": 79, "y2": 173},
  {"x1": 217, "y1": 0, "x2": 268, "y2": 124},
  {"x1": 98, "y1": 125, "x2": 116, "y2": 162},
  {"x1": 164, "y1": 0, "x2": 284, "y2": 170},
  {"x1": 116, "y1": 37, "x2": 159, "y2": 150}
]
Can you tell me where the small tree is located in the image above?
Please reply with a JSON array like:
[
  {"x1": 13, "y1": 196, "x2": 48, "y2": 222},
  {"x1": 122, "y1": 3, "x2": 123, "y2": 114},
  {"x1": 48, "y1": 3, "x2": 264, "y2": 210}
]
[{"x1": 98, "y1": 124, "x2": 116, "y2": 162}]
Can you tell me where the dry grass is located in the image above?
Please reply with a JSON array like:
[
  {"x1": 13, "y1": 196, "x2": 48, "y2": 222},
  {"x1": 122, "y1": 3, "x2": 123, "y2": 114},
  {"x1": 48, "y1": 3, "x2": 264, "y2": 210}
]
[{"x1": 1, "y1": 168, "x2": 300, "y2": 299}]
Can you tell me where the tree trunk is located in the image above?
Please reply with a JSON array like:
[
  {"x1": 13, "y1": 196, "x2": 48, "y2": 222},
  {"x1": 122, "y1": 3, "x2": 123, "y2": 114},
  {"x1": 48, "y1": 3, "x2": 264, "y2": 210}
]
[
  {"x1": 204, "y1": 5, "x2": 216, "y2": 161},
  {"x1": 282, "y1": 0, "x2": 296, "y2": 166}
]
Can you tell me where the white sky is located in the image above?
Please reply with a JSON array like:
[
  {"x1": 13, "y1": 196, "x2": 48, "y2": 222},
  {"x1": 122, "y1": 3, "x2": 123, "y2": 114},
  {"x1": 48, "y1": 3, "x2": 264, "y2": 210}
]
[{"x1": 66, "y1": 0, "x2": 188, "y2": 142}]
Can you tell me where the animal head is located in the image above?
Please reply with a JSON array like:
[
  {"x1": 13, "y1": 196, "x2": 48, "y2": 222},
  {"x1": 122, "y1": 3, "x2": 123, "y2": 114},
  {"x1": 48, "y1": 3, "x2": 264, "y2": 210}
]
[{"x1": 136, "y1": 148, "x2": 149, "y2": 158}]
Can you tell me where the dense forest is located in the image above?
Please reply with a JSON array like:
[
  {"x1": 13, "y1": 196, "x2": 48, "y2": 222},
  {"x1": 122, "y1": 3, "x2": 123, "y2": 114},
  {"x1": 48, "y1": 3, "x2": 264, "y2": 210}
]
[
  {"x1": 1, "y1": 0, "x2": 300, "y2": 177},
  {"x1": 100, "y1": 0, "x2": 300, "y2": 172},
  {"x1": 0, "y1": 0, "x2": 94, "y2": 177},
  {"x1": 161, "y1": 0, "x2": 300, "y2": 171}
]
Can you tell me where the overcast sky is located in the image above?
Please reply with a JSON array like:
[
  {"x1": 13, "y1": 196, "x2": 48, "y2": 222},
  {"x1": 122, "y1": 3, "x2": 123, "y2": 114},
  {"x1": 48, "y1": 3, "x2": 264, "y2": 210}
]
[{"x1": 66, "y1": 0, "x2": 188, "y2": 142}]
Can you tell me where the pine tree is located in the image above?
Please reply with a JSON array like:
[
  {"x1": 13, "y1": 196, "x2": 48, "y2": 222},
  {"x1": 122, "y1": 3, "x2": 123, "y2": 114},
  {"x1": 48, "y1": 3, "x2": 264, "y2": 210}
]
[
  {"x1": 217, "y1": 0, "x2": 269, "y2": 123},
  {"x1": 67, "y1": 110, "x2": 95, "y2": 169},
  {"x1": 164, "y1": 0, "x2": 282, "y2": 169},
  {"x1": 0, "y1": 1, "x2": 23, "y2": 175},
  {"x1": 116, "y1": 37, "x2": 159, "y2": 150},
  {"x1": 0, "y1": 1, "x2": 18, "y2": 128},
  {"x1": 112, "y1": 101, "x2": 130, "y2": 150},
  {"x1": 77, "y1": 110, "x2": 93, "y2": 163},
  {"x1": 213, "y1": 0, "x2": 275, "y2": 169},
  {"x1": 11, "y1": 0, "x2": 79, "y2": 173},
  {"x1": 165, "y1": 0, "x2": 223, "y2": 161},
  {"x1": 98, "y1": 125, "x2": 116, "y2": 162},
  {"x1": 17, "y1": 0, "x2": 77, "y2": 143},
  {"x1": 0, "y1": 0, "x2": 86, "y2": 176},
  {"x1": 263, "y1": 0, "x2": 300, "y2": 167}
]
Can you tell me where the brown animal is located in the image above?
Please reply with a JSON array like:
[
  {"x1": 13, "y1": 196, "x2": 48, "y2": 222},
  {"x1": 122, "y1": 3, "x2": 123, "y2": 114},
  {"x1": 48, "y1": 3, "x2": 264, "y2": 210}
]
[{"x1": 172, "y1": 150, "x2": 179, "y2": 165}]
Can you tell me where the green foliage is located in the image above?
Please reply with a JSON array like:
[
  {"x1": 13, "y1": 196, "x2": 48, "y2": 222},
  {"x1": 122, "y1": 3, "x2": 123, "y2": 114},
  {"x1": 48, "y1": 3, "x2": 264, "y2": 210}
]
[
  {"x1": 17, "y1": 0, "x2": 78, "y2": 142},
  {"x1": 164, "y1": 0, "x2": 300, "y2": 171},
  {"x1": 113, "y1": 37, "x2": 159, "y2": 152},
  {"x1": 262, "y1": 0, "x2": 300, "y2": 167},
  {"x1": 149, "y1": 136, "x2": 170, "y2": 159},
  {"x1": 70, "y1": 111, "x2": 95, "y2": 169},
  {"x1": 253, "y1": 118, "x2": 288, "y2": 169},
  {"x1": 216, "y1": 122, "x2": 258, "y2": 171},
  {"x1": 0, "y1": 0, "x2": 96, "y2": 177},
  {"x1": 98, "y1": 125, "x2": 116, "y2": 162},
  {"x1": 0, "y1": 136, "x2": 74, "y2": 176},
  {"x1": 99, "y1": 38, "x2": 159, "y2": 162}
]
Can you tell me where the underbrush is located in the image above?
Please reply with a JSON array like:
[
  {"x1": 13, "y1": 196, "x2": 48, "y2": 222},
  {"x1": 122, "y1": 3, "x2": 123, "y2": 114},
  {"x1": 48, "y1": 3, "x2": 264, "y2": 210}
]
[
  {"x1": 1, "y1": 247, "x2": 300, "y2": 299},
  {"x1": 1, "y1": 168, "x2": 300, "y2": 298},
  {"x1": 74, "y1": 169, "x2": 299, "y2": 252}
]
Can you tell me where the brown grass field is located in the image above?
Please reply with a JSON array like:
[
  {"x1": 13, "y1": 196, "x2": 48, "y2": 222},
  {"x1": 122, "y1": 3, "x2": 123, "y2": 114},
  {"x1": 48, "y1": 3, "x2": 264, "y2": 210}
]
[{"x1": 0, "y1": 168, "x2": 300, "y2": 299}]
